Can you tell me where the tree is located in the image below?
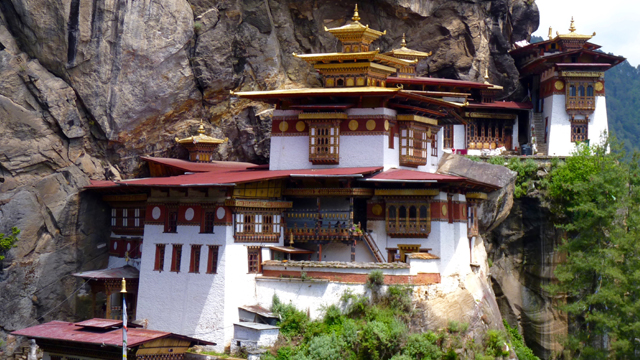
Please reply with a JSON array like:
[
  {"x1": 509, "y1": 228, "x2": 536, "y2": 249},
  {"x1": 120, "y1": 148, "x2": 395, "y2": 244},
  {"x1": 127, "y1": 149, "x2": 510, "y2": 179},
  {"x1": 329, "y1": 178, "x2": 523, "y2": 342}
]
[
  {"x1": 547, "y1": 136, "x2": 640, "y2": 358},
  {"x1": 0, "y1": 227, "x2": 20, "y2": 261}
]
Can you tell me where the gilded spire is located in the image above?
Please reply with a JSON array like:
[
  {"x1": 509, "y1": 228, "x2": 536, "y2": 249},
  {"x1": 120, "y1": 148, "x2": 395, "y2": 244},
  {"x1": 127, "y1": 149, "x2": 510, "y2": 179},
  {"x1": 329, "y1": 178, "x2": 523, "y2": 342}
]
[
  {"x1": 352, "y1": 4, "x2": 360, "y2": 22},
  {"x1": 548, "y1": 26, "x2": 553, "y2": 40},
  {"x1": 484, "y1": 68, "x2": 490, "y2": 84},
  {"x1": 569, "y1": 17, "x2": 576, "y2": 33},
  {"x1": 197, "y1": 119, "x2": 205, "y2": 134},
  {"x1": 401, "y1": 33, "x2": 407, "y2": 48}
]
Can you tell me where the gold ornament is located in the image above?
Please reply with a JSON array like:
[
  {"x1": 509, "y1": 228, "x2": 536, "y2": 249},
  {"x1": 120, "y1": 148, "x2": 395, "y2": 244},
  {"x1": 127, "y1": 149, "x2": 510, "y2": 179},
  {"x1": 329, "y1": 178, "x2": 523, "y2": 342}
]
[
  {"x1": 441, "y1": 204, "x2": 447, "y2": 216},
  {"x1": 372, "y1": 204, "x2": 383, "y2": 216},
  {"x1": 555, "y1": 80, "x2": 564, "y2": 90},
  {"x1": 279, "y1": 121, "x2": 289, "y2": 132},
  {"x1": 348, "y1": 120, "x2": 359, "y2": 131},
  {"x1": 296, "y1": 121, "x2": 306, "y2": 132},
  {"x1": 366, "y1": 120, "x2": 376, "y2": 131},
  {"x1": 595, "y1": 82, "x2": 604, "y2": 91},
  {"x1": 384, "y1": 120, "x2": 390, "y2": 131}
]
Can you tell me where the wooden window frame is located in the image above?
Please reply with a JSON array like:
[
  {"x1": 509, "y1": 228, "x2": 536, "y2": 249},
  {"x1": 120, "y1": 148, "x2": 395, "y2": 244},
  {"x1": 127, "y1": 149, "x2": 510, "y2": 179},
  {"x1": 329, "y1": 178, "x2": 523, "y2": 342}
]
[
  {"x1": 154, "y1": 244, "x2": 165, "y2": 272},
  {"x1": 443, "y1": 124, "x2": 454, "y2": 149},
  {"x1": 207, "y1": 245, "x2": 220, "y2": 274},
  {"x1": 431, "y1": 132, "x2": 438, "y2": 157},
  {"x1": 248, "y1": 247, "x2": 261, "y2": 274},
  {"x1": 234, "y1": 211, "x2": 282, "y2": 242},
  {"x1": 309, "y1": 121, "x2": 340, "y2": 164},
  {"x1": 399, "y1": 123, "x2": 428, "y2": 167},
  {"x1": 467, "y1": 203, "x2": 479, "y2": 237},
  {"x1": 170, "y1": 244, "x2": 182, "y2": 272},
  {"x1": 202, "y1": 211, "x2": 215, "y2": 233},
  {"x1": 388, "y1": 124, "x2": 395, "y2": 149},
  {"x1": 165, "y1": 209, "x2": 178, "y2": 233},
  {"x1": 566, "y1": 80, "x2": 595, "y2": 111},
  {"x1": 189, "y1": 244, "x2": 202, "y2": 273},
  {"x1": 570, "y1": 122, "x2": 588, "y2": 143},
  {"x1": 385, "y1": 202, "x2": 431, "y2": 237}
]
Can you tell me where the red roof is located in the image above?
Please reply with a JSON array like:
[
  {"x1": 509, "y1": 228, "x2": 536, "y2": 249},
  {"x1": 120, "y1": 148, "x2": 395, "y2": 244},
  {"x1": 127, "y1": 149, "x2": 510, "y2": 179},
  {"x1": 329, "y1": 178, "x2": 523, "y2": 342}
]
[
  {"x1": 142, "y1": 156, "x2": 256, "y2": 173},
  {"x1": 74, "y1": 319, "x2": 125, "y2": 329},
  {"x1": 109, "y1": 167, "x2": 383, "y2": 187},
  {"x1": 466, "y1": 101, "x2": 533, "y2": 110},
  {"x1": 555, "y1": 63, "x2": 612, "y2": 68},
  {"x1": 86, "y1": 180, "x2": 119, "y2": 188},
  {"x1": 364, "y1": 168, "x2": 465, "y2": 182},
  {"x1": 11, "y1": 320, "x2": 214, "y2": 347},
  {"x1": 387, "y1": 77, "x2": 493, "y2": 89}
]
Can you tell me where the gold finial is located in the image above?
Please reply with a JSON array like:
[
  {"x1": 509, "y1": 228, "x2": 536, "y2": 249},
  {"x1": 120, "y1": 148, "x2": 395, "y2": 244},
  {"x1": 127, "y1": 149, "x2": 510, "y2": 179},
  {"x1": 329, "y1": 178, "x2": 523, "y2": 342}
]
[
  {"x1": 120, "y1": 278, "x2": 127, "y2": 294},
  {"x1": 352, "y1": 4, "x2": 360, "y2": 22},
  {"x1": 569, "y1": 17, "x2": 576, "y2": 33},
  {"x1": 197, "y1": 119, "x2": 205, "y2": 134},
  {"x1": 484, "y1": 68, "x2": 490, "y2": 83},
  {"x1": 548, "y1": 26, "x2": 553, "y2": 40},
  {"x1": 401, "y1": 33, "x2": 407, "y2": 47}
]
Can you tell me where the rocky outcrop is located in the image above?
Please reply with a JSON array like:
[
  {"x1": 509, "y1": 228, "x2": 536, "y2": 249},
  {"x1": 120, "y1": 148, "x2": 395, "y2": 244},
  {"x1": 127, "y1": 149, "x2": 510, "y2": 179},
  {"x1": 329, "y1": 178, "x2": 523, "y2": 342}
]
[
  {"x1": 485, "y1": 196, "x2": 566, "y2": 359},
  {"x1": 0, "y1": 0, "x2": 539, "y2": 355}
]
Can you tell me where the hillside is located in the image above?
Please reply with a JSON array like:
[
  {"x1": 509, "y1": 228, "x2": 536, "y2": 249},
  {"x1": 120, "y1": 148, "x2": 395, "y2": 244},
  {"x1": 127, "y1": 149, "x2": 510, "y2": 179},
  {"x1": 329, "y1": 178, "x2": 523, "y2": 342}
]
[{"x1": 605, "y1": 61, "x2": 640, "y2": 154}]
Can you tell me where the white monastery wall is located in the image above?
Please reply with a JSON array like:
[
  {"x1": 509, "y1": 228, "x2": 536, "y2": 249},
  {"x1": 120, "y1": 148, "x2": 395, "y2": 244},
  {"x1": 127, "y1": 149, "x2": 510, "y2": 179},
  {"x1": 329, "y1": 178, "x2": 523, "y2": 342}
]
[
  {"x1": 269, "y1": 136, "x2": 310, "y2": 170},
  {"x1": 317, "y1": 241, "x2": 375, "y2": 263},
  {"x1": 544, "y1": 94, "x2": 609, "y2": 156},
  {"x1": 513, "y1": 118, "x2": 519, "y2": 150},
  {"x1": 408, "y1": 257, "x2": 440, "y2": 274},
  {"x1": 107, "y1": 256, "x2": 140, "y2": 270},
  {"x1": 136, "y1": 224, "x2": 229, "y2": 349}
]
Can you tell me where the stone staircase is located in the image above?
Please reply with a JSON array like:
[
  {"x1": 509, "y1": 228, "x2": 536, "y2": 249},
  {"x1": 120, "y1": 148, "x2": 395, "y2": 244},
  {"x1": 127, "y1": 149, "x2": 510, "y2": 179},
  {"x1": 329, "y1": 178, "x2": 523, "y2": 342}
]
[{"x1": 532, "y1": 113, "x2": 548, "y2": 155}]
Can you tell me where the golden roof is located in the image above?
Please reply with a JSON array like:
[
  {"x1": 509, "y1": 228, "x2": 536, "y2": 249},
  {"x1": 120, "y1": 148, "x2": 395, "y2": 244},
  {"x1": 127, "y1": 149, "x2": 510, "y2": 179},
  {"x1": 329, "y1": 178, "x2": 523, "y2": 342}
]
[
  {"x1": 384, "y1": 34, "x2": 432, "y2": 60},
  {"x1": 324, "y1": 5, "x2": 386, "y2": 43},
  {"x1": 555, "y1": 17, "x2": 595, "y2": 41},
  {"x1": 293, "y1": 50, "x2": 416, "y2": 69},
  {"x1": 175, "y1": 120, "x2": 227, "y2": 145}
]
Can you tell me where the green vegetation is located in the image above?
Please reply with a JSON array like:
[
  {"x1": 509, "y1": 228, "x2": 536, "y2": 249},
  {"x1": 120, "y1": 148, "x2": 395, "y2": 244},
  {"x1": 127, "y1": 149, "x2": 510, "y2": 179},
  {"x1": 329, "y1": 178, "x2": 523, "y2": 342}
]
[
  {"x1": 0, "y1": 227, "x2": 20, "y2": 261},
  {"x1": 503, "y1": 320, "x2": 540, "y2": 360},
  {"x1": 264, "y1": 276, "x2": 533, "y2": 359},
  {"x1": 545, "y1": 137, "x2": 640, "y2": 358}
]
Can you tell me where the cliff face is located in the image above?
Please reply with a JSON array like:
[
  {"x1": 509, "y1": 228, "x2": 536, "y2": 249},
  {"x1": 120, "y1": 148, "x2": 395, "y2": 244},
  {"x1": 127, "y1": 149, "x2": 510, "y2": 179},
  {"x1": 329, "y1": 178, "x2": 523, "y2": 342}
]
[
  {"x1": 486, "y1": 197, "x2": 566, "y2": 359},
  {"x1": 0, "y1": 0, "x2": 539, "y2": 353}
]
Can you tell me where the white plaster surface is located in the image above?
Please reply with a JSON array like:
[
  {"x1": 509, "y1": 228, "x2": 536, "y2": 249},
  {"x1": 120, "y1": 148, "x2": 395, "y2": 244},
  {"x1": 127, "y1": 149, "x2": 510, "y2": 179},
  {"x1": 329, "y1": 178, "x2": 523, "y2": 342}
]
[
  {"x1": 453, "y1": 125, "x2": 466, "y2": 150},
  {"x1": 408, "y1": 257, "x2": 440, "y2": 275}
]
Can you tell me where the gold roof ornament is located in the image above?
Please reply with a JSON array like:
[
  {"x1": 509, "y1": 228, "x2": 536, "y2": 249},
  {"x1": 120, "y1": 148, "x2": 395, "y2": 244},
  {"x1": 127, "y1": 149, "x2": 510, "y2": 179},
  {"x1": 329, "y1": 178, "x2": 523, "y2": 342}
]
[
  {"x1": 383, "y1": 33, "x2": 432, "y2": 61},
  {"x1": 482, "y1": 67, "x2": 503, "y2": 90},
  {"x1": 555, "y1": 17, "x2": 595, "y2": 40},
  {"x1": 324, "y1": 4, "x2": 386, "y2": 43},
  {"x1": 175, "y1": 120, "x2": 227, "y2": 145},
  {"x1": 548, "y1": 26, "x2": 553, "y2": 40}
]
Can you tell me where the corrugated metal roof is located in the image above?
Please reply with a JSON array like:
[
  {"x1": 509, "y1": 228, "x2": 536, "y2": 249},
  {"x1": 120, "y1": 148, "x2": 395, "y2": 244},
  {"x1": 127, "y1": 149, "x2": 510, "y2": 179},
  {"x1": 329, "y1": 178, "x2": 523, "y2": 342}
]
[
  {"x1": 142, "y1": 156, "x2": 257, "y2": 173},
  {"x1": 387, "y1": 77, "x2": 493, "y2": 89},
  {"x1": 269, "y1": 246, "x2": 315, "y2": 254},
  {"x1": 466, "y1": 101, "x2": 533, "y2": 110},
  {"x1": 234, "y1": 322, "x2": 279, "y2": 330},
  {"x1": 72, "y1": 265, "x2": 139, "y2": 280},
  {"x1": 75, "y1": 319, "x2": 123, "y2": 329},
  {"x1": 238, "y1": 305, "x2": 277, "y2": 319}
]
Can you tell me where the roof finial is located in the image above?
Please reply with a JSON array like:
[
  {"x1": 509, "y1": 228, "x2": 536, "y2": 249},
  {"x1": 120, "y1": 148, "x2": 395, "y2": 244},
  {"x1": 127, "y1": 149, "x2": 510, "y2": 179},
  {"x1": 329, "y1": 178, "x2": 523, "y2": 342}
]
[
  {"x1": 401, "y1": 33, "x2": 407, "y2": 48},
  {"x1": 198, "y1": 119, "x2": 205, "y2": 134},
  {"x1": 352, "y1": 4, "x2": 360, "y2": 22},
  {"x1": 548, "y1": 26, "x2": 553, "y2": 40},
  {"x1": 484, "y1": 67, "x2": 490, "y2": 83},
  {"x1": 569, "y1": 17, "x2": 576, "y2": 33}
]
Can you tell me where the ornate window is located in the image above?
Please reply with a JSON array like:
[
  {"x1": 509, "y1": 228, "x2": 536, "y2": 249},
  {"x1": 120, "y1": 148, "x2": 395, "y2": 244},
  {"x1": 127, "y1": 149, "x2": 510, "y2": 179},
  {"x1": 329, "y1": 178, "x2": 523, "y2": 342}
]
[
  {"x1": 189, "y1": 245, "x2": 201, "y2": 273},
  {"x1": 466, "y1": 120, "x2": 508, "y2": 150},
  {"x1": 234, "y1": 212, "x2": 282, "y2": 242},
  {"x1": 443, "y1": 125, "x2": 454, "y2": 149},
  {"x1": 207, "y1": 245, "x2": 219, "y2": 274},
  {"x1": 399, "y1": 123, "x2": 428, "y2": 167},
  {"x1": 309, "y1": 122, "x2": 340, "y2": 164},
  {"x1": 467, "y1": 204, "x2": 478, "y2": 238},
  {"x1": 431, "y1": 132, "x2": 438, "y2": 157},
  {"x1": 170, "y1": 244, "x2": 182, "y2": 272},
  {"x1": 571, "y1": 122, "x2": 588, "y2": 142},
  {"x1": 154, "y1": 244, "x2": 165, "y2": 271},
  {"x1": 248, "y1": 247, "x2": 261, "y2": 273},
  {"x1": 386, "y1": 202, "x2": 431, "y2": 237},
  {"x1": 566, "y1": 80, "x2": 595, "y2": 111}
]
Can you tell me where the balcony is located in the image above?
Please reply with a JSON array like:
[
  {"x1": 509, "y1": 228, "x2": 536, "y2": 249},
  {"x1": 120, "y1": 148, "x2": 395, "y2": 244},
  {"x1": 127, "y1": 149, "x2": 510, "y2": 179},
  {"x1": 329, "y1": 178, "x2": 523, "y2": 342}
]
[
  {"x1": 286, "y1": 209, "x2": 355, "y2": 242},
  {"x1": 566, "y1": 96, "x2": 595, "y2": 111},
  {"x1": 386, "y1": 218, "x2": 430, "y2": 238}
]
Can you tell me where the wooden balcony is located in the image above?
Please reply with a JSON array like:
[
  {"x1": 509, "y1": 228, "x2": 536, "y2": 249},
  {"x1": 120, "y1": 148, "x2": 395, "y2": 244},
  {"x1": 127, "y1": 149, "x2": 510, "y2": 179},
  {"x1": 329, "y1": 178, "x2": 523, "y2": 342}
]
[
  {"x1": 286, "y1": 223, "x2": 354, "y2": 242},
  {"x1": 399, "y1": 154, "x2": 427, "y2": 167},
  {"x1": 386, "y1": 219, "x2": 430, "y2": 238},
  {"x1": 566, "y1": 96, "x2": 595, "y2": 111}
]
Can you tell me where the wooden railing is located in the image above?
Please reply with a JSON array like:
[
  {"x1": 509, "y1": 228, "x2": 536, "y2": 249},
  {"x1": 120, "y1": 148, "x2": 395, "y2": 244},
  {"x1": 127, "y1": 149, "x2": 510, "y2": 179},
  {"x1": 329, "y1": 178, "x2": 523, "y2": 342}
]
[
  {"x1": 362, "y1": 232, "x2": 385, "y2": 263},
  {"x1": 399, "y1": 154, "x2": 427, "y2": 167},
  {"x1": 566, "y1": 96, "x2": 595, "y2": 111},
  {"x1": 386, "y1": 218, "x2": 430, "y2": 237}
]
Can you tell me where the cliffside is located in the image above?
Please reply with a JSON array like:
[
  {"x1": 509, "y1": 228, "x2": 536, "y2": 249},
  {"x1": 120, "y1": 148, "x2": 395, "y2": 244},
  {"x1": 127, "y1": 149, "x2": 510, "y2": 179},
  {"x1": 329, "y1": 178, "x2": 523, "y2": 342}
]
[{"x1": 0, "y1": 0, "x2": 539, "y2": 355}]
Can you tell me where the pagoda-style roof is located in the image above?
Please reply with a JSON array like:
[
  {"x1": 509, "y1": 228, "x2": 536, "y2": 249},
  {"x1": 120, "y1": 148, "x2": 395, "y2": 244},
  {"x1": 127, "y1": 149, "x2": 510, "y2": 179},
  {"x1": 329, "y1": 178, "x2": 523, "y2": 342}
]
[
  {"x1": 383, "y1": 34, "x2": 432, "y2": 61},
  {"x1": 324, "y1": 5, "x2": 386, "y2": 43},
  {"x1": 175, "y1": 120, "x2": 226, "y2": 145},
  {"x1": 517, "y1": 48, "x2": 625, "y2": 76},
  {"x1": 294, "y1": 50, "x2": 416, "y2": 69},
  {"x1": 232, "y1": 86, "x2": 401, "y2": 99},
  {"x1": 555, "y1": 17, "x2": 595, "y2": 41}
]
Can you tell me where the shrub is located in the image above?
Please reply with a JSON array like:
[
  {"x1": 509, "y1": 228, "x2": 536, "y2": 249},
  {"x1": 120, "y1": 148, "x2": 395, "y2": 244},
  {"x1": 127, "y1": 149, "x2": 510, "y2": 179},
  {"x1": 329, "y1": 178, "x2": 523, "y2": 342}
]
[
  {"x1": 485, "y1": 330, "x2": 510, "y2": 357},
  {"x1": 503, "y1": 320, "x2": 540, "y2": 360},
  {"x1": 271, "y1": 295, "x2": 309, "y2": 337},
  {"x1": 305, "y1": 333, "x2": 343, "y2": 360},
  {"x1": 487, "y1": 156, "x2": 506, "y2": 166},
  {"x1": 403, "y1": 332, "x2": 442, "y2": 360},
  {"x1": 366, "y1": 270, "x2": 384, "y2": 288},
  {"x1": 382, "y1": 285, "x2": 413, "y2": 313}
]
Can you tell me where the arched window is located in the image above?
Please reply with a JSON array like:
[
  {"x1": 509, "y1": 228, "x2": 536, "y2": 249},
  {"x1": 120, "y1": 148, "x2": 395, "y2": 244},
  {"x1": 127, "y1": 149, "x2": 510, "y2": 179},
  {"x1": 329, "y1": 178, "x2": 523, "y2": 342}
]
[
  {"x1": 587, "y1": 86, "x2": 594, "y2": 96},
  {"x1": 578, "y1": 86, "x2": 585, "y2": 97},
  {"x1": 337, "y1": 79, "x2": 344, "y2": 87},
  {"x1": 388, "y1": 206, "x2": 396, "y2": 218},
  {"x1": 570, "y1": 86, "x2": 576, "y2": 97},
  {"x1": 419, "y1": 206, "x2": 428, "y2": 218},
  {"x1": 399, "y1": 206, "x2": 407, "y2": 218},
  {"x1": 409, "y1": 206, "x2": 417, "y2": 219}
]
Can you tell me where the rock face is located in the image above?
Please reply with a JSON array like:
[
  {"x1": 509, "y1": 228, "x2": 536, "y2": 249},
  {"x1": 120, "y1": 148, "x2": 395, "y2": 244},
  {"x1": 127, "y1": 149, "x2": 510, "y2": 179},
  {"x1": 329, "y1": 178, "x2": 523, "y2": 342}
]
[
  {"x1": 0, "y1": 0, "x2": 539, "y2": 355},
  {"x1": 485, "y1": 196, "x2": 567, "y2": 359}
]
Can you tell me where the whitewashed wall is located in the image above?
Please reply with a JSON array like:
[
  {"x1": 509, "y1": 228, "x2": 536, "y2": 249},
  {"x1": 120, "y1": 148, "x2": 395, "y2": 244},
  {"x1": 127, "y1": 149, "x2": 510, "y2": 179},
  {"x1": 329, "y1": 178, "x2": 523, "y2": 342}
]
[{"x1": 453, "y1": 125, "x2": 466, "y2": 150}]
